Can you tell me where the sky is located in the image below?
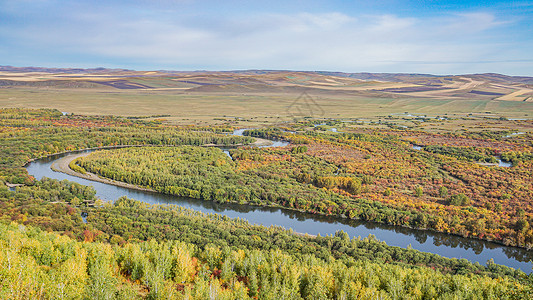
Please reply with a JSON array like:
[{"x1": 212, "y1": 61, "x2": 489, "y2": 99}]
[{"x1": 1, "y1": 0, "x2": 532, "y2": 75}]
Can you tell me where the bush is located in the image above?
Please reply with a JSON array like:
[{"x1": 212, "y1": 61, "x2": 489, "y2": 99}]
[
  {"x1": 414, "y1": 186, "x2": 423, "y2": 197},
  {"x1": 291, "y1": 145, "x2": 308, "y2": 154},
  {"x1": 439, "y1": 186, "x2": 448, "y2": 198},
  {"x1": 449, "y1": 193, "x2": 470, "y2": 206}
]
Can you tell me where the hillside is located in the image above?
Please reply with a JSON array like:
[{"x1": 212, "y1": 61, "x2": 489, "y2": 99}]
[{"x1": 1, "y1": 66, "x2": 531, "y2": 101}]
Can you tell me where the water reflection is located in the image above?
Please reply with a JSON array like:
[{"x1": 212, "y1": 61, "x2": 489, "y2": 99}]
[
  {"x1": 504, "y1": 132, "x2": 525, "y2": 137},
  {"x1": 498, "y1": 159, "x2": 512, "y2": 168},
  {"x1": 81, "y1": 212, "x2": 88, "y2": 224},
  {"x1": 25, "y1": 151, "x2": 533, "y2": 273}
]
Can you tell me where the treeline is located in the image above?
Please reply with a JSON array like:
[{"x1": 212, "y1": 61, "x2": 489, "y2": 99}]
[
  {"x1": 0, "y1": 108, "x2": 252, "y2": 184},
  {"x1": 423, "y1": 145, "x2": 498, "y2": 163},
  {"x1": 88, "y1": 197, "x2": 526, "y2": 279},
  {"x1": 76, "y1": 146, "x2": 450, "y2": 237},
  {"x1": 2, "y1": 221, "x2": 530, "y2": 300},
  {"x1": 75, "y1": 138, "x2": 533, "y2": 248},
  {"x1": 244, "y1": 128, "x2": 286, "y2": 141},
  {"x1": 212, "y1": 127, "x2": 533, "y2": 248},
  {"x1": 3, "y1": 178, "x2": 525, "y2": 280},
  {"x1": 0, "y1": 181, "x2": 531, "y2": 299}
]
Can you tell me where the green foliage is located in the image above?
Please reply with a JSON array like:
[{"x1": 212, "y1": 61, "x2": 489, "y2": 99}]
[
  {"x1": 83, "y1": 198, "x2": 525, "y2": 280},
  {"x1": 439, "y1": 186, "x2": 448, "y2": 198},
  {"x1": 0, "y1": 219, "x2": 531, "y2": 300},
  {"x1": 414, "y1": 186, "x2": 423, "y2": 197},
  {"x1": 449, "y1": 193, "x2": 471, "y2": 206},
  {"x1": 501, "y1": 150, "x2": 533, "y2": 165},
  {"x1": 243, "y1": 128, "x2": 285, "y2": 141},
  {"x1": 424, "y1": 145, "x2": 497, "y2": 163},
  {"x1": 291, "y1": 145, "x2": 308, "y2": 154},
  {"x1": 1, "y1": 109, "x2": 533, "y2": 298},
  {"x1": 69, "y1": 158, "x2": 87, "y2": 174},
  {"x1": 516, "y1": 219, "x2": 530, "y2": 233}
]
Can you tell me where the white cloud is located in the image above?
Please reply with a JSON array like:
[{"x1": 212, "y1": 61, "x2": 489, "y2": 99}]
[
  {"x1": 1, "y1": 5, "x2": 531, "y2": 74},
  {"x1": 445, "y1": 12, "x2": 506, "y2": 33},
  {"x1": 369, "y1": 14, "x2": 417, "y2": 33}
]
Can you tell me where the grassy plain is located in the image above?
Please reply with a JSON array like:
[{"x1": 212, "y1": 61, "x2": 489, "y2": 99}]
[
  {"x1": 1, "y1": 87, "x2": 532, "y2": 126},
  {"x1": 1, "y1": 70, "x2": 532, "y2": 127}
]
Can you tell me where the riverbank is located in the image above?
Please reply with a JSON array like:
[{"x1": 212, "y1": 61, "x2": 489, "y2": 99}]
[
  {"x1": 53, "y1": 150, "x2": 321, "y2": 242},
  {"x1": 27, "y1": 148, "x2": 533, "y2": 272},
  {"x1": 48, "y1": 136, "x2": 274, "y2": 194},
  {"x1": 251, "y1": 137, "x2": 274, "y2": 147},
  {"x1": 51, "y1": 152, "x2": 157, "y2": 193},
  {"x1": 54, "y1": 149, "x2": 527, "y2": 253},
  {"x1": 24, "y1": 141, "x2": 266, "y2": 167}
]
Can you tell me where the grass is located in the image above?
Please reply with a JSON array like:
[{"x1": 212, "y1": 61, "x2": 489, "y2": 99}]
[{"x1": 1, "y1": 84, "x2": 532, "y2": 126}]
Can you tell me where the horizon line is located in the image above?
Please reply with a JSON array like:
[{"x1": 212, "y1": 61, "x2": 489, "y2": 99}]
[{"x1": 1, "y1": 65, "x2": 532, "y2": 78}]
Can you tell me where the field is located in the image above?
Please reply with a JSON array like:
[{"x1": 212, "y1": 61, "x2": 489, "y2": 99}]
[{"x1": 1, "y1": 68, "x2": 532, "y2": 127}]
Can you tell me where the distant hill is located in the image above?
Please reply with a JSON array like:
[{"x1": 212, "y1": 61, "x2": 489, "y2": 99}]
[
  {"x1": 1, "y1": 66, "x2": 532, "y2": 102},
  {"x1": 0, "y1": 66, "x2": 133, "y2": 74}
]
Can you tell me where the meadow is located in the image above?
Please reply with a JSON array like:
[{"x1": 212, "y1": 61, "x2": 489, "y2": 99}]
[{"x1": 1, "y1": 70, "x2": 532, "y2": 126}]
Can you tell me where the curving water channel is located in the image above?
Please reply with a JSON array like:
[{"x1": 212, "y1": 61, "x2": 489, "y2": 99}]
[{"x1": 25, "y1": 131, "x2": 532, "y2": 272}]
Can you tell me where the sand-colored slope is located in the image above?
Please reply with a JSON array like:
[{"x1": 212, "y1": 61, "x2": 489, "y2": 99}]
[{"x1": 496, "y1": 88, "x2": 533, "y2": 101}]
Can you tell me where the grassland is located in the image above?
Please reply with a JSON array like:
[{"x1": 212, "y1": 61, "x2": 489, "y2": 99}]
[
  {"x1": 1, "y1": 69, "x2": 532, "y2": 127},
  {"x1": 1, "y1": 88, "x2": 531, "y2": 125}
]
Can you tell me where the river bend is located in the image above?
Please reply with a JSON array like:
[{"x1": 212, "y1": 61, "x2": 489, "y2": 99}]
[{"x1": 25, "y1": 130, "x2": 533, "y2": 272}]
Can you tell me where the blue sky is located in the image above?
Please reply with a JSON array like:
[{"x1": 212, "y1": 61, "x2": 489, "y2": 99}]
[{"x1": 1, "y1": 0, "x2": 532, "y2": 75}]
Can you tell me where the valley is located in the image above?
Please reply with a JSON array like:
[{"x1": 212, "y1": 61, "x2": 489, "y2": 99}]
[{"x1": 1, "y1": 69, "x2": 532, "y2": 299}]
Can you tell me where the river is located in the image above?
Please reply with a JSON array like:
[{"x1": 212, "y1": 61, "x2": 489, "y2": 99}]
[{"x1": 25, "y1": 130, "x2": 532, "y2": 272}]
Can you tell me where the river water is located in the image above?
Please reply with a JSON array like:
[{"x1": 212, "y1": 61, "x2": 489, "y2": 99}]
[{"x1": 25, "y1": 131, "x2": 532, "y2": 272}]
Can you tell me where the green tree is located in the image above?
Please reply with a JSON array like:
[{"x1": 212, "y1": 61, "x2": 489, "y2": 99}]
[
  {"x1": 414, "y1": 186, "x2": 423, "y2": 197},
  {"x1": 449, "y1": 193, "x2": 470, "y2": 206},
  {"x1": 439, "y1": 186, "x2": 448, "y2": 198}
]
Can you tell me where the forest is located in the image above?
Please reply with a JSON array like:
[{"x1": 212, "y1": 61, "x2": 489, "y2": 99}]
[
  {"x1": 0, "y1": 108, "x2": 532, "y2": 299},
  {"x1": 1, "y1": 181, "x2": 532, "y2": 299},
  {"x1": 0, "y1": 108, "x2": 251, "y2": 185},
  {"x1": 76, "y1": 125, "x2": 533, "y2": 249}
]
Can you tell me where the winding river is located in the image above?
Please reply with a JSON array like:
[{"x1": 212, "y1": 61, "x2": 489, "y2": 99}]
[{"x1": 25, "y1": 130, "x2": 533, "y2": 273}]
